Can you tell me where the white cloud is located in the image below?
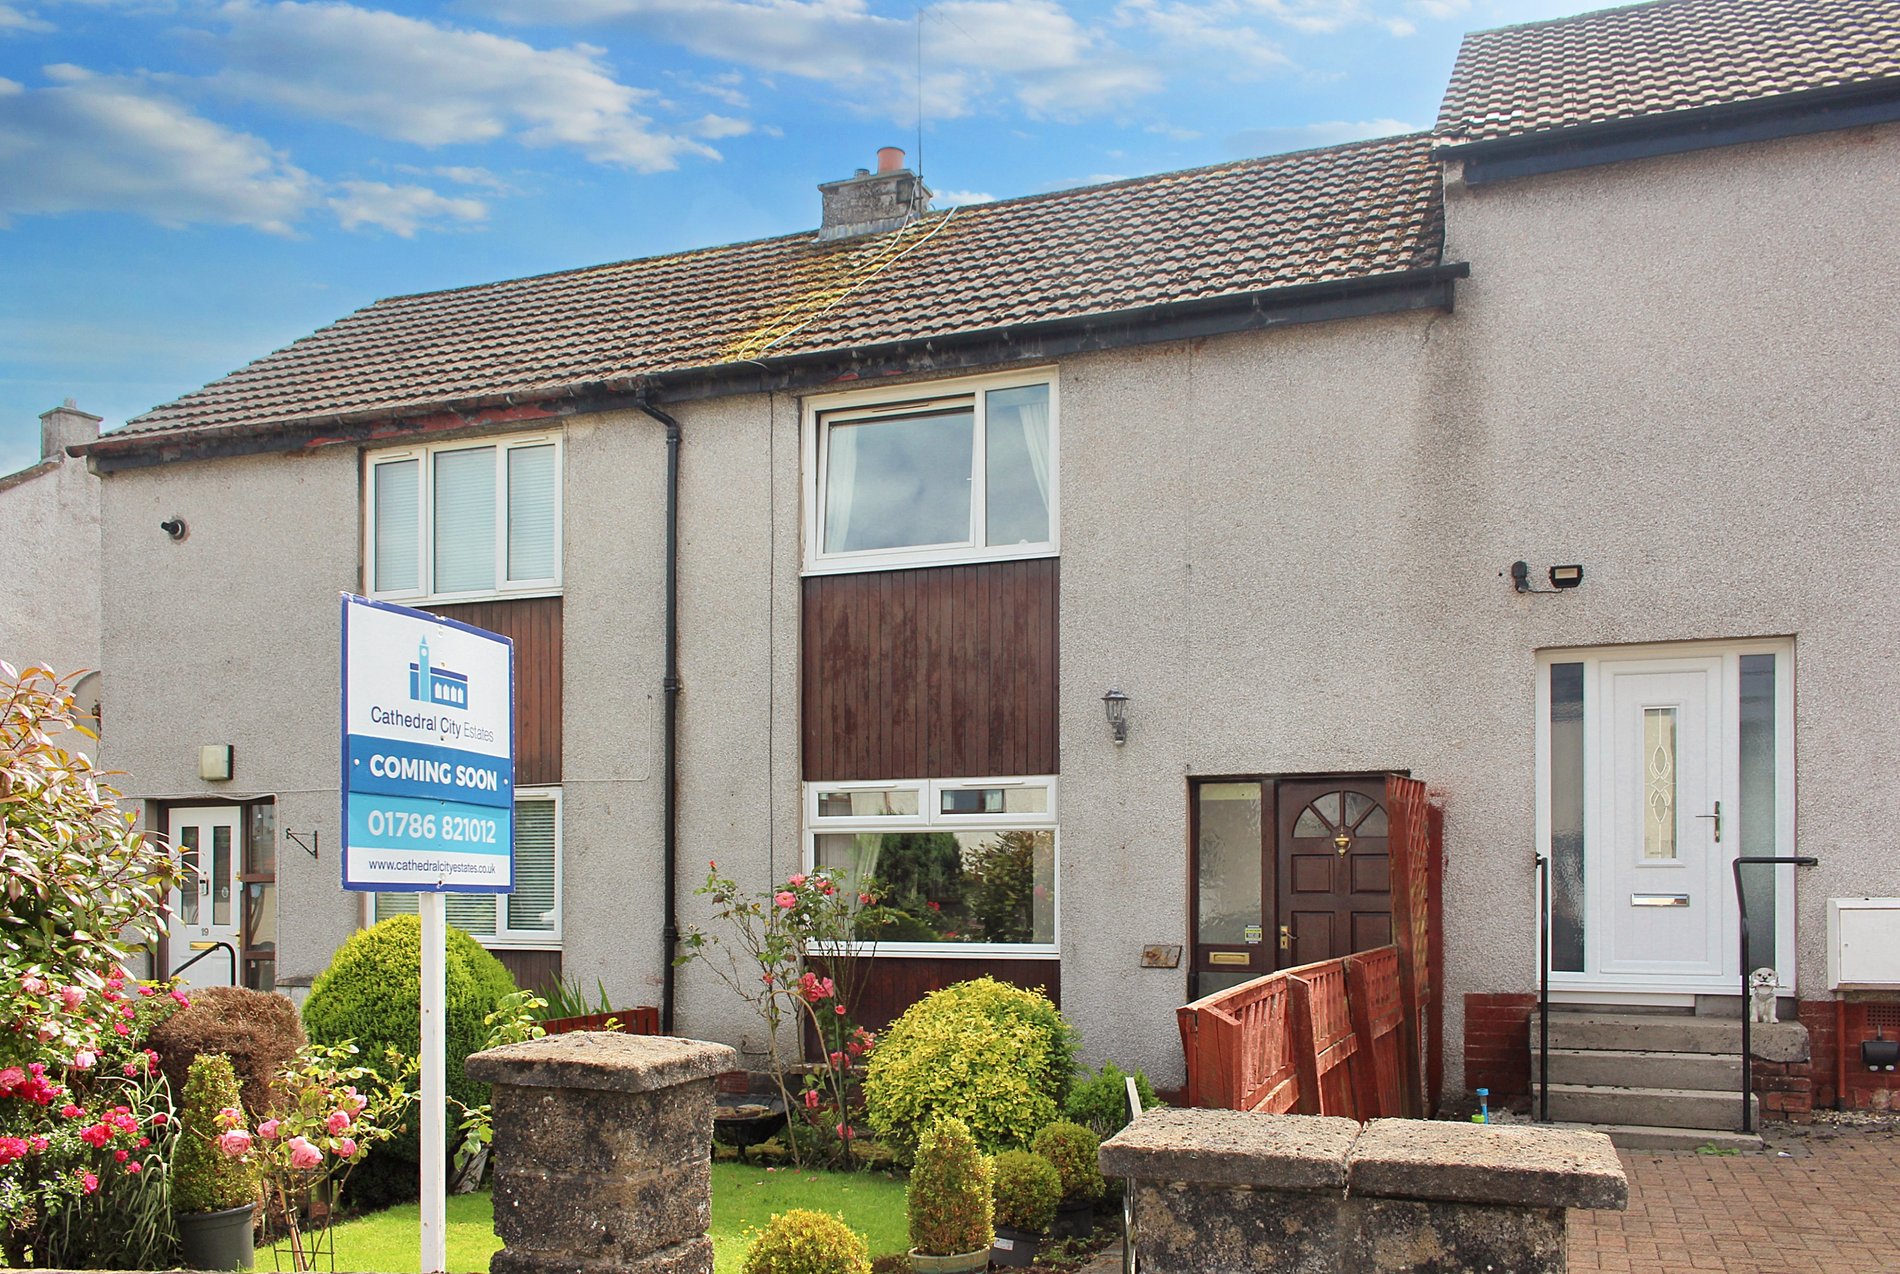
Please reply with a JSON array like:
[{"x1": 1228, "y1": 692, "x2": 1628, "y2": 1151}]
[
  {"x1": 327, "y1": 180, "x2": 487, "y2": 236},
  {"x1": 0, "y1": 5, "x2": 55, "y2": 33},
  {"x1": 689, "y1": 112, "x2": 751, "y2": 139},
  {"x1": 207, "y1": 1, "x2": 718, "y2": 171},
  {"x1": 424, "y1": 165, "x2": 515, "y2": 191},
  {"x1": 0, "y1": 65, "x2": 314, "y2": 231},
  {"x1": 1226, "y1": 116, "x2": 1416, "y2": 154},
  {"x1": 1119, "y1": 1, "x2": 1293, "y2": 71},
  {"x1": 931, "y1": 188, "x2": 994, "y2": 206}
]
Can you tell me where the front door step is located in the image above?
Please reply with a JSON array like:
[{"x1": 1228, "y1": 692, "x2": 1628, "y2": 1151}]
[
  {"x1": 1547, "y1": 1082, "x2": 1754, "y2": 1131},
  {"x1": 1532, "y1": 1012, "x2": 1808, "y2": 1061},
  {"x1": 1542, "y1": 1121, "x2": 1763, "y2": 1153},
  {"x1": 1547, "y1": 1047, "x2": 1742, "y2": 1089}
]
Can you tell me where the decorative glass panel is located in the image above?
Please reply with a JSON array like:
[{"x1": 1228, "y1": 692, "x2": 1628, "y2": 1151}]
[
  {"x1": 941, "y1": 787, "x2": 1050, "y2": 816},
  {"x1": 985, "y1": 384, "x2": 1051, "y2": 546},
  {"x1": 211, "y1": 825, "x2": 232, "y2": 926},
  {"x1": 433, "y1": 446, "x2": 497, "y2": 593},
  {"x1": 1550, "y1": 662, "x2": 1586, "y2": 971},
  {"x1": 508, "y1": 800, "x2": 557, "y2": 933},
  {"x1": 1357, "y1": 805, "x2": 1388, "y2": 837},
  {"x1": 246, "y1": 804, "x2": 276, "y2": 875},
  {"x1": 507, "y1": 444, "x2": 558, "y2": 582},
  {"x1": 814, "y1": 828, "x2": 1055, "y2": 944},
  {"x1": 1643, "y1": 707, "x2": 1678, "y2": 860},
  {"x1": 1195, "y1": 783, "x2": 1263, "y2": 946},
  {"x1": 178, "y1": 827, "x2": 200, "y2": 926},
  {"x1": 1739, "y1": 654, "x2": 1778, "y2": 970},
  {"x1": 823, "y1": 409, "x2": 974, "y2": 553},
  {"x1": 1293, "y1": 806, "x2": 1328, "y2": 838},
  {"x1": 818, "y1": 789, "x2": 920, "y2": 818},
  {"x1": 1343, "y1": 792, "x2": 1375, "y2": 827},
  {"x1": 373, "y1": 459, "x2": 420, "y2": 593}
]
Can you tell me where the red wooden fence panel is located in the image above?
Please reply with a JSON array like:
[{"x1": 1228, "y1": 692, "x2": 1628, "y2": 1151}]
[
  {"x1": 1177, "y1": 972, "x2": 1301, "y2": 1114},
  {"x1": 1344, "y1": 946, "x2": 1408, "y2": 1119},
  {"x1": 1385, "y1": 776, "x2": 1436, "y2": 1117},
  {"x1": 1287, "y1": 959, "x2": 1361, "y2": 1119}
]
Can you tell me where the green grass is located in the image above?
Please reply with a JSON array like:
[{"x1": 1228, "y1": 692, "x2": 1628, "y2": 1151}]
[{"x1": 269, "y1": 1164, "x2": 910, "y2": 1273}]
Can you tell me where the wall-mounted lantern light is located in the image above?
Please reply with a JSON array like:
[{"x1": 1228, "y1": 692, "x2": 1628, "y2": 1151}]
[
  {"x1": 1102, "y1": 687, "x2": 1131, "y2": 746},
  {"x1": 1510, "y1": 561, "x2": 1585, "y2": 594},
  {"x1": 198, "y1": 744, "x2": 234, "y2": 782}
]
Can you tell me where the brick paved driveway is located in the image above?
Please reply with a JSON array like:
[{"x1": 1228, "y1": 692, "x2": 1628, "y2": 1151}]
[{"x1": 1569, "y1": 1121, "x2": 1900, "y2": 1273}]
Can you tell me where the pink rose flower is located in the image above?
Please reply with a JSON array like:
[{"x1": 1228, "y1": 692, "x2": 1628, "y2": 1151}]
[
  {"x1": 81, "y1": 1172, "x2": 99, "y2": 1194},
  {"x1": 71, "y1": 1051, "x2": 96, "y2": 1070},
  {"x1": 335, "y1": 1137, "x2": 359, "y2": 1159},
  {"x1": 788, "y1": 874, "x2": 807, "y2": 887},
  {"x1": 774, "y1": 892, "x2": 796, "y2": 909},
  {"x1": 326, "y1": 1109, "x2": 353, "y2": 1134},
  {"x1": 126, "y1": 1162, "x2": 142, "y2": 1174},
  {"x1": 170, "y1": 989, "x2": 191, "y2": 1006},
  {"x1": 803, "y1": 1089, "x2": 820, "y2": 1110},
  {"x1": 288, "y1": 1136, "x2": 322, "y2": 1170},
  {"x1": 257, "y1": 1118, "x2": 281, "y2": 1139},
  {"x1": 58, "y1": 986, "x2": 84, "y2": 1011},
  {"x1": 60, "y1": 1104, "x2": 82, "y2": 1119},
  {"x1": 20, "y1": 975, "x2": 46, "y2": 995},
  {"x1": 219, "y1": 1130, "x2": 254, "y2": 1157},
  {"x1": 0, "y1": 1067, "x2": 23, "y2": 1092},
  {"x1": 835, "y1": 1123, "x2": 856, "y2": 1140}
]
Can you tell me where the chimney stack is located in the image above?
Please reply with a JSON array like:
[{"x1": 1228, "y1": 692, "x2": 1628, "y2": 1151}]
[
  {"x1": 818, "y1": 147, "x2": 932, "y2": 242},
  {"x1": 40, "y1": 398, "x2": 101, "y2": 460}
]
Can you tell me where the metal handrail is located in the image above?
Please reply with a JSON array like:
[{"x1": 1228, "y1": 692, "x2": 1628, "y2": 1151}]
[
  {"x1": 1534, "y1": 851, "x2": 1551, "y2": 1123},
  {"x1": 171, "y1": 939, "x2": 237, "y2": 987},
  {"x1": 1732, "y1": 855, "x2": 1817, "y2": 1133}
]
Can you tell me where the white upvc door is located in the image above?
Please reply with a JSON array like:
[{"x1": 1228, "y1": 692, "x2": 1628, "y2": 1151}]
[
  {"x1": 1596, "y1": 657, "x2": 1727, "y2": 981},
  {"x1": 167, "y1": 806, "x2": 242, "y2": 989}
]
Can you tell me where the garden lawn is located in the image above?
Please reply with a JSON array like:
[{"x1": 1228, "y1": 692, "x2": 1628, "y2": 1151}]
[{"x1": 271, "y1": 1164, "x2": 911, "y2": 1273}]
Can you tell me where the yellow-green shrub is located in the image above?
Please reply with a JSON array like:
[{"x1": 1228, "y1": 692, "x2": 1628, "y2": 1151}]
[
  {"x1": 862, "y1": 977, "x2": 1076, "y2": 1154},
  {"x1": 1031, "y1": 1119, "x2": 1105, "y2": 1202},
  {"x1": 741, "y1": 1209, "x2": 871, "y2": 1274},
  {"x1": 991, "y1": 1149, "x2": 1061, "y2": 1233},
  {"x1": 908, "y1": 1117, "x2": 992, "y2": 1257},
  {"x1": 173, "y1": 1053, "x2": 257, "y2": 1214}
]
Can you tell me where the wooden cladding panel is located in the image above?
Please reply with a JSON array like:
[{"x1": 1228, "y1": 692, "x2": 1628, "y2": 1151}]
[
  {"x1": 814, "y1": 955, "x2": 1060, "y2": 1036},
  {"x1": 428, "y1": 596, "x2": 562, "y2": 786},
  {"x1": 801, "y1": 559, "x2": 1058, "y2": 780},
  {"x1": 493, "y1": 948, "x2": 562, "y2": 998}
]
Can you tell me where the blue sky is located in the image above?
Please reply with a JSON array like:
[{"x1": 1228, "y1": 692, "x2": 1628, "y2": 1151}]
[{"x1": 0, "y1": 0, "x2": 1585, "y2": 474}]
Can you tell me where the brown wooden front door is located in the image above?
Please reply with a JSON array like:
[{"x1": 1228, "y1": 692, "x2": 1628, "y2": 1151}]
[{"x1": 1189, "y1": 776, "x2": 1395, "y2": 1001}]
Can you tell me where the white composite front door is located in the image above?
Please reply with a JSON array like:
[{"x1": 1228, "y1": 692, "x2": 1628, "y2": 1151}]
[
  {"x1": 1596, "y1": 657, "x2": 1726, "y2": 980},
  {"x1": 167, "y1": 805, "x2": 242, "y2": 989}
]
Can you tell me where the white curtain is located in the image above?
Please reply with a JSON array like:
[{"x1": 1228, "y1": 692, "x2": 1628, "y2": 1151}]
[
  {"x1": 1015, "y1": 394, "x2": 1052, "y2": 525},
  {"x1": 823, "y1": 423, "x2": 858, "y2": 552}
]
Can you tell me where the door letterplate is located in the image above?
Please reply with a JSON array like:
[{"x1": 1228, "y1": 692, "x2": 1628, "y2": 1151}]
[
  {"x1": 1208, "y1": 952, "x2": 1250, "y2": 967},
  {"x1": 1631, "y1": 894, "x2": 1691, "y2": 907}
]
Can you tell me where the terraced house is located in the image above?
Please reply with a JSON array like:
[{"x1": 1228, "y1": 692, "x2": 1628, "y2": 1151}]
[{"x1": 75, "y1": 0, "x2": 1900, "y2": 1131}]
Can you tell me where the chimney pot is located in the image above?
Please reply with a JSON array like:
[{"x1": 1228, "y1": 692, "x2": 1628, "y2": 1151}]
[
  {"x1": 817, "y1": 150, "x2": 932, "y2": 241},
  {"x1": 877, "y1": 146, "x2": 905, "y2": 175}
]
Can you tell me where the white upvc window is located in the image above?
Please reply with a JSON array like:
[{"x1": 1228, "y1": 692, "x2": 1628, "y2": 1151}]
[
  {"x1": 366, "y1": 434, "x2": 562, "y2": 602},
  {"x1": 804, "y1": 776, "x2": 1058, "y2": 957},
  {"x1": 374, "y1": 788, "x2": 561, "y2": 947},
  {"x1": 803, "y1": 368, "x2": 1058, "y2": 575}
]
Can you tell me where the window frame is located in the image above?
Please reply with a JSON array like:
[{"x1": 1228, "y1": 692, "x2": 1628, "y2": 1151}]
[
  {"x1": 804, "y1": 775, "x2": 1059, "y2": 958},
  {"x1": 373, "y1": 786, "x2": 562, "y2": 949},
  {"x1": 801, "y1": 368, "x2": 1059, "y2": 576},
  {"x1": 364, "y1": 433, "x2": 564, "y2": 604}
]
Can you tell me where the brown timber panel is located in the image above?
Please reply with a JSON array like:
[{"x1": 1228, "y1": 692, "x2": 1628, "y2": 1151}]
[
  {"x1": 802, "y1": 559, "x2": 1058, "y2": 780},
  {"x1": 429, "y1": 597, "x2": 563, "y2": 786},
  {"x1": 843, "y1": 956, "x2": 1061, "y2": 1036},
  {"x1": 493, "y1": 948, "x2": 562, "y2": 998}
]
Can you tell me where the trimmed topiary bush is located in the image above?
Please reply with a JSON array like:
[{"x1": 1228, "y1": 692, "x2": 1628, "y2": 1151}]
[
  {"x1": 991, "y1": 1149, "x2": 1061, "y2": 1234},
  {"x1": 149, "y1": 985, "x2": 306, "y2": 1120},
  {"x1": 741, "y1": 1209, "x2": 872, "y2": 1274},
  {"x1": 301, "y1": 916, "x2": 517, "y2": 1169},
  {"x1": 1064, "y1": 1061, "x2": 1161, "y2": 1139},
  {"x1": 1030, "y1": 1120, "x2": 1105, "y2": 1203},
  {"x1": 907, "y1": 1117, "x2": 993, "y2": 1258},
  {"x1": 173, "y1": 1053, "x2": 257, "y2": 1214},
  {"x1": 863, "y1": 977, "x2": 1077, "y2": 1154}
]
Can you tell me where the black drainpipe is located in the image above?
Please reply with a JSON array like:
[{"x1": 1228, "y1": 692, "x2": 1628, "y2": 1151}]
[{"x1": 635, "y1": 395, "x2": 684, "y2": 1034}]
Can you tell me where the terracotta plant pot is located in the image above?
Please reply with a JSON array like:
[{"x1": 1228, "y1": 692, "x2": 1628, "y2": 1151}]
[
  {"x1": 991, "y1": 1225, "x2": 1042, "y2": 1268},
  {"x1": 178, "y1": 1202, "x2": 256, "y2": 1272},
  {"x1": 908, "y1": 1246, "x2": 991, "y2": 1273}
]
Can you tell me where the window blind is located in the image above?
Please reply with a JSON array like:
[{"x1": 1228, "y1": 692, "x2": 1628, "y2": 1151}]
[{"x1": 433, "y1": 446, "x2": 496, "y2": 593}]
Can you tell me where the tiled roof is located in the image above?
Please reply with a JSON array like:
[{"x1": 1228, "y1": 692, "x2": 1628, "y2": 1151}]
[
  {"x1": 1438, "y1": 0, "x2": 1900, "y2": 145},
  {"x1": 117, "y1": 133, "x2": 1443, "y2": 443}
]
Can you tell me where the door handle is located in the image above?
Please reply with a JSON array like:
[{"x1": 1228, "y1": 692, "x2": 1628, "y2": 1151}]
[
  {"x1": 1279, "y1": 925, "x2": 1291, "y2": 952},
  {"x1": 1695, "y1": 801, "x2": 1721, "y2": 844}
]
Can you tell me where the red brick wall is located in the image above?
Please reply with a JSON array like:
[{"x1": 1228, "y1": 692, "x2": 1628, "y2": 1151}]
[
  {"x1": 1463, "y1": 992, "x2": 1535, "y2": 1100},
  {"x1": 1800, "y1": 998, "x2": 1900, "y2": 1112}
]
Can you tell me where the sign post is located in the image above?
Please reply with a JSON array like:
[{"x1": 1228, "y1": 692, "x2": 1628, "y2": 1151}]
[{"x1": 340, "y1": 596, "x2": 514, "y2": 1274}]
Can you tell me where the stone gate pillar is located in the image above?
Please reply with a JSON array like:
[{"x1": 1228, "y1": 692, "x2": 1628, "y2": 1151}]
[{"x1": 468, "y1": 1032, "x2": 738, "y2": 1274}]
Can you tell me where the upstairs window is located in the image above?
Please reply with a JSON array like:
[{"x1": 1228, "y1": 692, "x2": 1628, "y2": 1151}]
[
  {"x1": 367, "y1": 434, "x2": 561, "y2": 602},
  {"x1": 805, "y1": 370, "x2": 1056, "y2": 574}
]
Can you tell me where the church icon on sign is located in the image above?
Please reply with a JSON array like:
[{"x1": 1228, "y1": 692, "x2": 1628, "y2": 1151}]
[{"x1": 408, "y1": 636, "x2": 470, "y2": 710}]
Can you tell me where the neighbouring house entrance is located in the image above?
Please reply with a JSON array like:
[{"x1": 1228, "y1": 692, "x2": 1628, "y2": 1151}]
[
  {"x1": 1540, "y1": 640, "x2": 1794, "y2": 997},
  {"x1": 1190, "y1": 776, "x2": 1394, "y2": 1002},
  {"x1": 164, "y1": 802, "x2": 278, "y2": 991}
]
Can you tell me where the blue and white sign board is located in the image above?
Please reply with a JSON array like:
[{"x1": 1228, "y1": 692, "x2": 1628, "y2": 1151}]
[{"x1": 340, "y1": 595, "x2": 515, "y2": 894}]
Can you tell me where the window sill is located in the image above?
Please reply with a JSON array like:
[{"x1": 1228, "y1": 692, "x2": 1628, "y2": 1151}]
[
  {"x1": 821, "y1": 943, "x2": 1058, "y2": 959},
  {"x1": 475, "y1": 937, "x2": 561, "y2": 950},
  {"x1": 801, "y1": 545, "x2": 1057, "y2": 578},
  {"x1": 368, "y1": 586, "x2": 563, "y2": 608}
]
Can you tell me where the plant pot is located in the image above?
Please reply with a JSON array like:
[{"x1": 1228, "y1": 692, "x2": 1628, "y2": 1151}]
[
  {"x1": 990, "y1": 1225, "x2": 1043, "y2": 1268},
  {"x1": 1053, "y1": 1197, "x2": 1095, "y2": 1240},
  {"x1": 908, "y1": 1247, "x2": 991, "y2": 1273},
  {"x1": 179, "y1": 1202, "x2": 256, "y2": 1272}
]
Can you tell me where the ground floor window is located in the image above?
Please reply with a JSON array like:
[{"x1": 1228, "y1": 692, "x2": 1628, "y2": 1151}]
[
  {"x1": 375, "y1": 788, "x2": 561, "y2": 945},
  {"x1": 805, "y1": 777, "x2": 1057, "y2": 954}
]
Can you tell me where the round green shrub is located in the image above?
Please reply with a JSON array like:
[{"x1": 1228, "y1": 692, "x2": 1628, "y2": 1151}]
[
  {"x1": 149, "y1": 985, "x2": 306, "y2": 1120},
  {"x1": 907, "y1": 1117, "x2": 992, "y2": 1257},
  {"x1": 991, "y1": 1149, "x2": 1061, "y2": 1233},
  {"x1": 740, "y1": 1209, "x2": 871, "y2": 1274},
  {"x1": 173, "y1": 1053, "x2": 257, "y2": 1214},
  {"x1": 301, "y1": 916, "x2": 517, "y2": 1165},
  {"x1": 1064, "y1": 1062, "x2": 1161, "y2": 1139},
  {"x1": 863, "y1": 977, "x2": 1077, "y2": 1154},
  {"x1": 1030, "y1": 1119, "x2": 1105, "y2": 1203}
]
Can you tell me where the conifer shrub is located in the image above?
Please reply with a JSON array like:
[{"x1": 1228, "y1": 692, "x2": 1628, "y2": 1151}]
[
  {"x1": 149, "y1": 985, "x2": 306, "y2": 1120},
  {"x1": 990, "y1": 1149, "x2": 1061, "y2": 1234},
  {"x1": 862, "y1": 977, "x2": 1077, "y2": 1154},
  {"x1": 300, "y1": 916, "x2": 516, "y2": 1167},
  {"x1": 1030, "y1": 1119, "x2": 1105, "y2": 1203},
  {"x1": 740, "y1": 1209, "x2": 872, "y2": 1274},
  {"x1": 173, "y1": 1053, "x2": 257, "y2": 1214},
  {"x1": 1063, "y1": 1061, "x2": 1162, "y2": 1139},
  {"x1": 907, "y1": 1117, "x2": 992, "y2": 1257}
]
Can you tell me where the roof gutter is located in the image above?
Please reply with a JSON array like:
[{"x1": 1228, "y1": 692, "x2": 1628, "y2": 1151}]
[
  {"x1": 631, "y1": 395, "x2": 685, "y2": 1037},
  {"x1": 1438, "y1": 77, "x2": 1900, "y2": 186},
  {"x1": 76, "y1": 262, "x2": 1469, "y2": 472}
]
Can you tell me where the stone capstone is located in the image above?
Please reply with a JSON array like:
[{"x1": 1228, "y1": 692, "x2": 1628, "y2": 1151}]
[
  {"x1": 466, "y1": 1031, "x2": 737, "y2": 1093},
  {"x1": 1348, "y1": 1119, "x2": 1627, "y2": 1210},
  {"x1": 1099, "y1": 1109, "x2": 1360, "y2": 1191}
]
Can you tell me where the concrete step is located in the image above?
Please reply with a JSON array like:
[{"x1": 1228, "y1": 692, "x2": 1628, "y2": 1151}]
[
  {"x1": 1546, "y1": 1082, "x2": 1755, "y2": 1131},
  {"x1": 1539, "y1": 1047, "x2": 1742, "y2": 1090},
  {"x1": 1539, "y1": 1120, "x2": 1763, "y2": 1153},
  {"x1": 1530, "y1": 1012, "x2": 1807, "y2": 1062}
]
